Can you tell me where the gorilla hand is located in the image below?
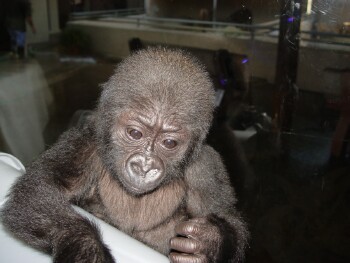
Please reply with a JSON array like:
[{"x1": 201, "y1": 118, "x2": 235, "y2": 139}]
[
  {"x1": 52, "y1": 219, "x2": 115, "y2": 263},
  {"x1": 169, "y1": 215, "x2": 237, "y2": 263}
]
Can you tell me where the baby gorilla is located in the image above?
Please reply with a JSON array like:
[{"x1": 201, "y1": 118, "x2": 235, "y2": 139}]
[{"x1": 1, "y1": 48, "x2": 248, "y2": 263}]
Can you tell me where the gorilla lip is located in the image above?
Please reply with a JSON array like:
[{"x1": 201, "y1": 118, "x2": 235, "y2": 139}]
[
  {"x1": 121, "y1": 175, "x2": 159, "y2": 195},
  {"x1": 145, "y1": 169, "x2": 159, "y2": 179},
  {"x1": 125, "y1": 168, "x2": 161, "y2": 185}
]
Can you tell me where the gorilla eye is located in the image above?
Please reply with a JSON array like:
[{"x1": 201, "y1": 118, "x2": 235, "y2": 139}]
[
  {"x1": 163, "y1": 139, "x2": 177, "y2": 149},
  {"x1": 128, "y1": 129, "x2": 143, "y2": 140}
]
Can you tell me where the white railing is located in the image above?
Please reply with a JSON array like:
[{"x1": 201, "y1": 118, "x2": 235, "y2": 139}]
[
  {"x1": 69, "y1": 9, "x2": 350, "y2": 47},
  {"x1": 70, "y1": 8, "x2": 145, "y2": 20}
]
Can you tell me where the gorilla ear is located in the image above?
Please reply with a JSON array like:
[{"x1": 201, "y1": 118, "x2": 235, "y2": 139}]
[{"x1": 185, "y1": 132, "x2": 203, "y2": 161}]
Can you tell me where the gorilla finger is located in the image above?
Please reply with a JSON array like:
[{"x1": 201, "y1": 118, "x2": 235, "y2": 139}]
[
  {"x1": 175, "y1": 221, "x2": 201, "y2": 237},
  {"x1": 170, "y1": 237, "x2": 201, "y2": 253},
  {"x1": 169, "y1": 252, "x2": 207, "y2": 263}
]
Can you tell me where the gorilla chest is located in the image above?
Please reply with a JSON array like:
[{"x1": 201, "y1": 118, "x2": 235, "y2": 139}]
[{"x1": 99, "y1": 175, "x2": 187, "y2": 233}]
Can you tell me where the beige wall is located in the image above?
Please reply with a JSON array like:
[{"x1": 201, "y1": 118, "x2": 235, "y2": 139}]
[
  {"x1": 127, "y1": 0, "x2": 144, "y2": 8},
  {"x1": 27, "y1": 0, "x2": 60, "y2": 44},
  {"x1": 145, "y1": 0, "x2": 213, "y2": 20},
  {"x1": 311, "y1": 0, "x2": 350, "y2": 34},
  {"x1": 145, "y1": 0, "x2": 280, "y2": 23},
  {"x1": 312, "y1": 0, "x2": 350, "y2": 22},
  {"x1": 69, "y1": 19, "x2": 350, "y2": 95},
  {"x1": 48, "y1": 0, "x2": 60, "y2": 34}
]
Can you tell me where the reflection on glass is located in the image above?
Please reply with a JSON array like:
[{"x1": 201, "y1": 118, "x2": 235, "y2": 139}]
[{"x1": 0, "y1": 1, "x2": 349, "y2": 262}]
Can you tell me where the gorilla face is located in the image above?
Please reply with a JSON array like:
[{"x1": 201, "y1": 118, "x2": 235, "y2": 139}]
[{"x1": 111, "y1": 106, "x2": 191, "y2": 195}]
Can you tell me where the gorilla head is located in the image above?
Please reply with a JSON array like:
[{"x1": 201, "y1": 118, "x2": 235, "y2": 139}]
[{"x1": 96, "y1": 48, "x2": 215, "y2": 195}]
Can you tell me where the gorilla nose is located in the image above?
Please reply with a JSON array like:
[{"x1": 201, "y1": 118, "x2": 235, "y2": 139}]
[
  {"x1": 128, "y1": 154, "x2": 163, "y2": 178},
  {"x1": 130, "y1": 162, "x2": 143, "y2": 176},
  {"x1": 130, "y1": 162, "x2": 152, "y2": 177}
]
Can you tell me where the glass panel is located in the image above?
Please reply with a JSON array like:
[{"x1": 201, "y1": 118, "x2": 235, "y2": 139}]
[{"x1": 0, "y1": 1, "x2": 349, "y2": 262}]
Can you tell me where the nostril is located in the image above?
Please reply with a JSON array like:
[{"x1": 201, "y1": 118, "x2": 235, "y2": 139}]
[
  {"x1": 130, "y1": 160, "x2": 153, "y2": 177},
  {"x1": 130, "y1": 162, "x2": 143, "y2": 176}
]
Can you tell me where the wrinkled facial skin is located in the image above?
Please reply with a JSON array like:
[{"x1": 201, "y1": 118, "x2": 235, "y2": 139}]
[{"x1": 111, "y1": 108, "x2": 191, "y2": 195}]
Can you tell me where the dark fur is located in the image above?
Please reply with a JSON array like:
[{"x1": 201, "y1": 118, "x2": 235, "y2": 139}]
[{"x1": 0, "y1": 48, "x2": 248, "y2": 263}]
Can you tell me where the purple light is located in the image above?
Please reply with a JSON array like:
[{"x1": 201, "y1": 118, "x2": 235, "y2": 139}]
[
  {"x1": 242, "y1": 58, "x2": 249, "y2": 64},
  {"x1": 288, "y1": 17, "x2": 295, "y2": 23},
  {"x1": 220, "y1": 78, "x2": 227, "y2": 86}
]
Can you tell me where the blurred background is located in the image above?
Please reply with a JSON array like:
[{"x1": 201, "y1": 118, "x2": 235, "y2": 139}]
[{"x1": 0, "y1": 0, "x2": 349, "y2": 262}]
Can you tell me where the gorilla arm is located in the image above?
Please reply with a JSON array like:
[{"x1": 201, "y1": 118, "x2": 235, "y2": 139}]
[
  {"x1": 170, "y1": 145, "x2": 248, "y2": 263},
  {"x1": 0, "y1": 127, "x2": 115, "y2": 263}
]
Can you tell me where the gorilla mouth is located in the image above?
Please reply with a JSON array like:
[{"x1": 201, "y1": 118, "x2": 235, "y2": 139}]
[
  {"x1": 119, "y1": 168, "x2": 163, "y2": 195},
  {"x1": 121, "y1": 176, "x2": 159, "y2": 195},
  {"x1": 144, "y1": 169, "x2": 159, "y2": 179}
]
